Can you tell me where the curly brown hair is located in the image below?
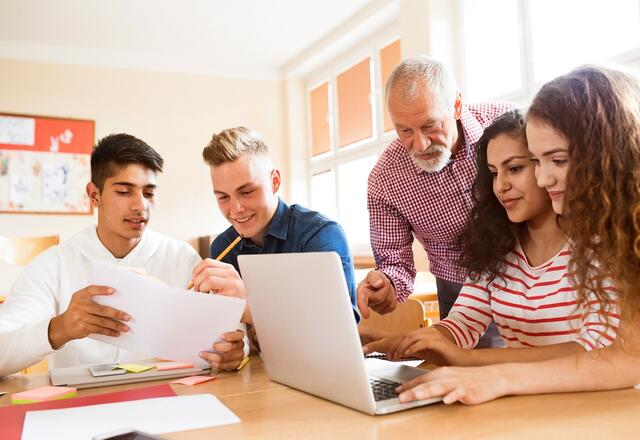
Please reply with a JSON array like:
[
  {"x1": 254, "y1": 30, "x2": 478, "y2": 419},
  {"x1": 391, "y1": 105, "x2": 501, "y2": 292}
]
[
  {"x1": 527, "y1": 66, "x2": 640, "y2": 330},
  {"x1": 458, "y1": 109, "x2": 527, "y2": 284}
]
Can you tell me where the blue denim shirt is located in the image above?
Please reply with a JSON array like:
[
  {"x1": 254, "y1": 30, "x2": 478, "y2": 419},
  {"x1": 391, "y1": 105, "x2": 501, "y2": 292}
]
[{"x1": 210, "y1": 198, "x2": 359, "y2": 321}]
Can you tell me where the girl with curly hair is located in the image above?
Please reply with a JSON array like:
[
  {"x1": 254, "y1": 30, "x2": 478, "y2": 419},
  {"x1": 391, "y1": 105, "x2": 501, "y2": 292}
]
[
  {"x1": 362, "y1": 109, "x2": 617, "y2": 365},
  {"x1": 395, "y1": 65, "x2": 640, "y2": 405}
]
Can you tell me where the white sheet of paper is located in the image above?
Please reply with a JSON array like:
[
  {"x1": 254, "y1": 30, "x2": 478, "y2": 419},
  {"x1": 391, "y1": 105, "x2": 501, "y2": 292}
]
[
  {"x1": 89, "y1": 260, "x2": 246, "y2": 364},
  {"x1": 21, "y1": 394, "x2": 241, "y2": 440}
]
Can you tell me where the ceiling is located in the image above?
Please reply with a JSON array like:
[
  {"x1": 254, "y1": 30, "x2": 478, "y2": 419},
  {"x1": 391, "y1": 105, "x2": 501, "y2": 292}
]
[{"x1": 0, "y1": 0, "x2": 376, "y2": 79}]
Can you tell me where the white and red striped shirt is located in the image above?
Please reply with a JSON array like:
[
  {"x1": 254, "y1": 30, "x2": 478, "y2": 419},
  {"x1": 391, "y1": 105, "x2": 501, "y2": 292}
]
[
  {"x1": 368, "y1": 102, "x2": 515, "y2": 301},
  {"x1": 437, "y1": 241, "x2": 619, "y2": 350}
]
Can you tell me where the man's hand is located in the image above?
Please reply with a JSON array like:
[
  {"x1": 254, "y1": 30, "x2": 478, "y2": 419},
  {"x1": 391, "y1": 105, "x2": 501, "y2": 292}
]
[
  {"x1": 199, "y1": 329, "x2": 246, "y2": 371},
  {"x1": 48, "y1": 285, "x2": 130, "y2": 349},
  {"x1": 356, "y1": 270, "x2": 397, "y2": 319},
  {"x1": 360, "y1": 326, "x2": 405, "y2": 356},
  {"x1": 391, "y1": 327, "x2": 467, "y2": 366},
  {"x1": 190, "y1": 259, "x2": 252, "y2": 323}
]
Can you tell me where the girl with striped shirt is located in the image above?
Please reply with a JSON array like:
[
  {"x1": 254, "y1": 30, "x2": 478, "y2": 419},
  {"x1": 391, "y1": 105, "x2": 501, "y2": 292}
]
[
  {"x1": 395, "y1": 66, "x2": 639, "y2": 406},
  {"x1": 362, "y1": 109, "x2": 618, "y2": 365}
]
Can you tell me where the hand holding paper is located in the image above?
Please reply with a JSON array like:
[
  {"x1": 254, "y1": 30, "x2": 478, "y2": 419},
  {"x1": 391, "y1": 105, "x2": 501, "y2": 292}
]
[
  {"x1": 48, "y1": 285, "x2": 130, "y2": 349},
  {"x1": 90, "y1": 261, "x2": 246, "y2": 366}
]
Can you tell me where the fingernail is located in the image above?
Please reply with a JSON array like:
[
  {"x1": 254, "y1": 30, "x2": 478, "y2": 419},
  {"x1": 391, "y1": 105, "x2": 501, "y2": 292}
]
[
  {"x1": 121, "y1": 325, "x2": 129, "y2": 332},
  {"x1": 107, "y1": 288, "x2": 115, "y2": 294},
  {"x1": 199, "y1": 352, "x2": 205, "y2": 358},
  {"x1": 123, "y1": 314, "x2": 131, "y2": 321}
]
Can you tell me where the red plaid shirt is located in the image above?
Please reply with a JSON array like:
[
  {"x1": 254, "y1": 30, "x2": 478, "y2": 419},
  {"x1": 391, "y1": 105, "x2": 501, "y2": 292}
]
[{"x1": 367, "y1": 102, "x2": 515, "y2": 301}]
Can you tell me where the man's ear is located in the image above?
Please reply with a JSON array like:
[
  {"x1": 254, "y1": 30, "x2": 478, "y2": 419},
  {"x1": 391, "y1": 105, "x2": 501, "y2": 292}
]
[
  {"x1": 454, "y1": 91, "x2": 463, "y2": 120},
  {"x1": 86, "y1": 182, "x2": 101, "y2": 208},
  {"x1": 271, "y1": 169, "x2": 281, "y2": 194}
]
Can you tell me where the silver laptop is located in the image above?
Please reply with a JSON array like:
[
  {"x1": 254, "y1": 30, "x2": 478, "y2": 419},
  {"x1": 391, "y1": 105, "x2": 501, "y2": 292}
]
[
  {"x1": 238, "y1": 252, "x2": 442, "y2": 415},
  {"x1": 50, "y1": 361, "x2": 210, "y2": 389}
]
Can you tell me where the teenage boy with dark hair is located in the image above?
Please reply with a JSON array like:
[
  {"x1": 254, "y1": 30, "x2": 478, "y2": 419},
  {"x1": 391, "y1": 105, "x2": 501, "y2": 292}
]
[{"x1": 0, "y1": 133, "x2": 245, "y2": 376}]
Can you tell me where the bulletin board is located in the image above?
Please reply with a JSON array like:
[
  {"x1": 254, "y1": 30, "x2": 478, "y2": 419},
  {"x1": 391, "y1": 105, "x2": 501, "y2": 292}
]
[{"x1": 0, "y1": 113, "x2": 95, "y2": 215}]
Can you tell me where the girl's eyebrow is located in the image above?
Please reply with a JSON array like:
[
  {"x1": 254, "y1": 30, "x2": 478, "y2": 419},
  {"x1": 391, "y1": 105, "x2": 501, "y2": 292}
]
[
  {"x1": 500, "y1": 155, "x2": 529, "y2": 166},
  {"x1": 541, "y1": 148, "x2": 569, "y2": 157}
]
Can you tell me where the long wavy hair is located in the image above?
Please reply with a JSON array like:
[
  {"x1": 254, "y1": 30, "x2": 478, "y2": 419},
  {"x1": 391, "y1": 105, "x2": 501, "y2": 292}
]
[
  {"x1": 527, "y1": 66, "x2": 640, "y2": 333},
  {"x1": 458, "y1": 109, "x2": 526, "y2": 283}
]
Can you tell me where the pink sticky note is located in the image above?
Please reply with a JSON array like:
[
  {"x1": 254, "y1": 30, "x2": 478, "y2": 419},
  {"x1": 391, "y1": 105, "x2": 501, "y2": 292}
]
[
  {"x1": 170, "y1": 375, "x2": 215, "y2": 386},
  {"x1": 11, "y1": 386, "x2": 77, "y2": 404},
  {"x1": 155, "y1": 361, "x2": 194, "y2": 371}
]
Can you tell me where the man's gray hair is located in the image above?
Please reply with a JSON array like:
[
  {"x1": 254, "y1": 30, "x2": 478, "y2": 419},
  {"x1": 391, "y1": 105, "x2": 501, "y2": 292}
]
[{"x1": 385, "y1": 55, "x2": 458, "y2": 111}]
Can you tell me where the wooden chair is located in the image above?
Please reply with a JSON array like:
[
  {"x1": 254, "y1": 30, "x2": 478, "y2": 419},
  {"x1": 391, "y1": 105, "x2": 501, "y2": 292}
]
[
  {"x1": 0, "y1": 235, "x2": 59, "y2": 374},
  {"x1": 359, "y1": 298, "x2": 428, "y2": 333},
  {"x1": 0, "y1": 235, "x2": 59, "y2": 265}
]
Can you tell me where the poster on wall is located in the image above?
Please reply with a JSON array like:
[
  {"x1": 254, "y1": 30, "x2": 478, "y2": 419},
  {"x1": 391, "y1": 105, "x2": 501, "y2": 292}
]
[{"x1": 0, "y1": 113, "x2": 94, "y2": 214}]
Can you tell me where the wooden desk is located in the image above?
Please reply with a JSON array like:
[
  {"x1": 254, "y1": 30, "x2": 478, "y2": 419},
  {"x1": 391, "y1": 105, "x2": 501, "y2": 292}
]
[{"x1": 2, "y1": 357, "x2": 639, "y2": 439}]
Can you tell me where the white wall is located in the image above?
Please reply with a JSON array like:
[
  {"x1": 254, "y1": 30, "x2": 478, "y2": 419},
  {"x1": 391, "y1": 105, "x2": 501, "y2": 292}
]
[{"x1": 0, "y1": 58, "x2": 288, "y2": 242}]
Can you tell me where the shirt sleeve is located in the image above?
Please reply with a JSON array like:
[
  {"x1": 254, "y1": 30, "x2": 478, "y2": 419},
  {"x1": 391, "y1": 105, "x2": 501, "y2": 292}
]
[
  {"x1": 574, "y1": 283, "x2": 620, "y2": 351},
  {"x1": 367, "y1": 175, "x2": 416, "y2": 302},
  {"x1": 0, "y1": 250, "x2": 60, "y2": 376},
  {"x1": 303, "y1": 222, "x2": 360, "y2": 322},
  {"x1": 435, "y1": 276, "x2": 494, "y2": 349}
]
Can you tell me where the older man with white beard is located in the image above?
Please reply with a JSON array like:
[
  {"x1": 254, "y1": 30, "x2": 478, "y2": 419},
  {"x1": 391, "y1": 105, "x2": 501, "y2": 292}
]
[{"x1": 357, "y1": 56, "x2": 513, "y2": 347}]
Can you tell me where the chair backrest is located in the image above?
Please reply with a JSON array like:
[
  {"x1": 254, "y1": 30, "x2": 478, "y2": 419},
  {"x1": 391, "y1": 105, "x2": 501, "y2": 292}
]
[
  {"x1": 359, "y1": 298, "x2": 427, "y2": 333},
  {"x1": 0, "y1": 235, "x2": 60, "y2": 265}
]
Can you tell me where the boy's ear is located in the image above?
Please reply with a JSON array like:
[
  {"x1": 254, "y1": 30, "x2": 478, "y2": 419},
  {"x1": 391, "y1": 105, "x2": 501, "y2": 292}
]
[
  {"x1": 86, "y1": 182, "x2": 101, "y2": 207},
  {"x1": 271, "y1": 169, "x2": 281, "y2": 194},
  {"x1": 454, "y1": 91, "x2": 463, "y2": 120}
]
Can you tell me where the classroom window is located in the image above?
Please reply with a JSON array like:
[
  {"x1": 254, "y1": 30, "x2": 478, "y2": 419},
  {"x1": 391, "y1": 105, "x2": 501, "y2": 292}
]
[
  {"x1": 336, "y1": 57, "x2": 374, "y2": 148},
  {"x1": 337, "y1": 155, "x2": 378, "y2": 246},
  {"x1": 310, "y1": 170, "x2": 337, "y2": 220},
  {"x1": 309, "y1": 82, "x2": 331, "y2": 157},
  {"x1": 528, "y1": 0, "x2": 640, "y2": 83},
  {"x1": 379, "y1": 39, "x2": 402, "y2": 132},
  {"x1": 461, "y1": 0, "x2": 640, "y2": 102},
  {"x1": 461, "y1": 0, "x2": 523, "y2": 101},
  {"x1": 306, "y1": 37, "x2": 401, "y2": 254}
]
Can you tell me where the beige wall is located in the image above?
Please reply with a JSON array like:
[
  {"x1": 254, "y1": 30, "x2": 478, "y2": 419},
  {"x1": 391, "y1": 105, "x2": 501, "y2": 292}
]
[{"x1": 0, "y1": 58, "x2": 287, "y2": 243}]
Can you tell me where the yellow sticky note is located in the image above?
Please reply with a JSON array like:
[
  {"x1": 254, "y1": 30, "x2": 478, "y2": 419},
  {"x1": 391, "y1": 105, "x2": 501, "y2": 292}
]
[
  {"x1": 115, "y1": 363, "x2": 153, "y2": 373},
  {"x1": 11, "y1": 386, "x2": 77, "y2": 404}
]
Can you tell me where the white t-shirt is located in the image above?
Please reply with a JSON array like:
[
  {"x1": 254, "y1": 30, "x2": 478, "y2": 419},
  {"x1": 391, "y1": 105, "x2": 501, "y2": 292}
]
[{"x1": 0, "y1": 226, "x2": 201, "y2": 376}]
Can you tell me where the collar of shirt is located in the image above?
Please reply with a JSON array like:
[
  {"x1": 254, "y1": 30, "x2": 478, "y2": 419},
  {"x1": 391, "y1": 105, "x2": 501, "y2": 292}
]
[{"x1": 239, "y1": 197, "x2": 289, "y2": 251}]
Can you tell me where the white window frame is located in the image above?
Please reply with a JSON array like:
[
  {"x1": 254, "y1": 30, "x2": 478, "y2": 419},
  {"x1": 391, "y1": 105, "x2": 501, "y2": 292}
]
[
  {"x1": 305, "y1": 23, "x2": 400, "y2": 256},
  {"x1": 459, "y1": 0, "x2": 640, "y2": 105}
]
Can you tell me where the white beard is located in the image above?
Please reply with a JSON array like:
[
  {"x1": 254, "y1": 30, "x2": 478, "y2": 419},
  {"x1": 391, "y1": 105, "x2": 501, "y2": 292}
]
[{"x1": 411, "y1": 145, "x2": 452, "y2": 172}]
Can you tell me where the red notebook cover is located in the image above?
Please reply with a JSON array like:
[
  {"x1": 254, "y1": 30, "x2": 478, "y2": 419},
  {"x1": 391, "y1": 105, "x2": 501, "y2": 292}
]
[{"x1": 0, "y1": 383, "x2": 176, "y2": 440}]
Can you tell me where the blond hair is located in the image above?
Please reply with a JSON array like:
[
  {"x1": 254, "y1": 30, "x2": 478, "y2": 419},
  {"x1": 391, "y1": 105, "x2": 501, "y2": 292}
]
[{"x1": 202, "y1": 126, "x2": 268, "y2": 166}]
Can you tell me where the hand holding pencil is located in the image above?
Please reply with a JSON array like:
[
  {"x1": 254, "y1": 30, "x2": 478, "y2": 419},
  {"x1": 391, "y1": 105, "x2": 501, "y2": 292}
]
[
  {"x1": 187, "y1": 234, "x2": 252, "y2": 323},
  {"x1": 187, "y1": 235, "x2": 242, "y2": 290}
]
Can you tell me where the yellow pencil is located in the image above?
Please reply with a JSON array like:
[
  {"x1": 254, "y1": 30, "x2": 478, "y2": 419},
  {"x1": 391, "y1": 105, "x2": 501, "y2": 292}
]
[{"x1": 186, "y1": 235, "x2": 243, "y2": 290}]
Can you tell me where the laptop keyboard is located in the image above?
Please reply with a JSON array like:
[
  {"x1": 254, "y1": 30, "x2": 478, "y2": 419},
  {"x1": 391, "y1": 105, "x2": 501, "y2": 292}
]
[{"x1": 369, "y1": 377, "x2": 401, "y2": 402}]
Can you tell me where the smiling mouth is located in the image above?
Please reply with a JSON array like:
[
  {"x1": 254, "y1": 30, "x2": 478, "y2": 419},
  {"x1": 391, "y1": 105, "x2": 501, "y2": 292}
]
[
  {"x1": 232, "y1": 215, "x2": 254, "y2": 224},
  {"x1": 502, "y1": 198, "x2": 521, "y2": 208},
  {"x1": 548, "y1": 191, "x2": 564, "y2": 200},
  {"x1": 125, "y1": 218, "x2": 147, "y2": 224}
]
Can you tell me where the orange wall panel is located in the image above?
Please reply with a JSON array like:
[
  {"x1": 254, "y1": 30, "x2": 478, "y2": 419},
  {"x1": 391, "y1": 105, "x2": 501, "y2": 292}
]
[
  {"x1": 337, "y1": 58, "x2": 373, "y2": 147},
  {"x1": 310, "y1": 82, "x2": 330, "y2": 156},
  {"x1": 380, "y1": 39, "x2": 402, "y2": 132}
]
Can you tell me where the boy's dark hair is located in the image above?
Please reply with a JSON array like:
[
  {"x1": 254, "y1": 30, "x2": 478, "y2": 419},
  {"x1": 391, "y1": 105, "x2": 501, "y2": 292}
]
[{"x1": 91, "y1": 133, "x2": 164, "y2": 191}]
